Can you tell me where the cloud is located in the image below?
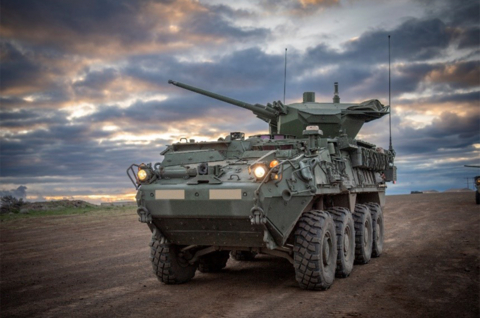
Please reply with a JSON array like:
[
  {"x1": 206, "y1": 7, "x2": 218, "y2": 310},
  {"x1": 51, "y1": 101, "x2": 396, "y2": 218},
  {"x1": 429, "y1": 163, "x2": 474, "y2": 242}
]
[
  {"x1": 256, "y1": 0, "x2": 340, "y2": 16},
  {"x1": 0, "y1": 186, "x2": 27, "y2": 199},
  {"x1": 0, "y1": 0, "x2": 478, "y2": 201},
  {"x1": 1, "y1": 0, "x2": 153, "y2": 53},
  {"x1": 457, "y1": 26, "x2": 480, "y2": 49},
  {"x1": 1, "y1": 0, "x2": 270, "y2": 60},
  {"x1": 424, "y1": 61, "x2": 480, "y2": 88},
  {"x1": 0, "y1": 42, "x2": 43, "y2": 94},
  {"x1": 298, "y1": 0, "x2": 338, "y2": 7},
  {"x1": 304, "y1": 17, "x2": 452, "y2": 68}
]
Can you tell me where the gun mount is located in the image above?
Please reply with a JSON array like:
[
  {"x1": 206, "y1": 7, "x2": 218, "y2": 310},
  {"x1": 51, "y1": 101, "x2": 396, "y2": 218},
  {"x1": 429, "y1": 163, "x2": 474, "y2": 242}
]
[{"x1": 168, "y1": 80, "x2": 390, "y2": 139}]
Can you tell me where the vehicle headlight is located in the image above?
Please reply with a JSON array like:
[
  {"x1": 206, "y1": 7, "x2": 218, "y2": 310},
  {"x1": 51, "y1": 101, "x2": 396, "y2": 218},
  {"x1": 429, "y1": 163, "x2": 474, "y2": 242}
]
[
  {"x1": 138, "y1": 169, "x2": 148, "y2": 181},
  {"x1": 269, "y1": 160, "x2": 279, "y2": 168},
  {"x1": 253, "y1": 165, "x2": 267, "y2": 179}
]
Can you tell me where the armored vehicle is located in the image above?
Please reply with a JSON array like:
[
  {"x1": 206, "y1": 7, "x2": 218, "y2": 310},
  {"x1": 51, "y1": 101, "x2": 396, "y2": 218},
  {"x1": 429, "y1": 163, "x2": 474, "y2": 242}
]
[
  {"x1": 475, "y1": 177, "x2": 480, "y2": 204},
  {"x1": 464, "y1": 165, "x2": 480, "y2": 204},
  {"x1": 127, "y1": 80, "x2": 397, "y2": 290}
]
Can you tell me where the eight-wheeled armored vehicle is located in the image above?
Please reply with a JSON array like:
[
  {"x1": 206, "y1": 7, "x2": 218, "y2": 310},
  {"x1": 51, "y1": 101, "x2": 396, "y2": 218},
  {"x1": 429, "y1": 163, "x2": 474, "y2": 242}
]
[
  {"x1": 475, "y1": 177, "x2": 480, "y2": 204},
  {"x1": 464, "y1": 165, "x2": 480, "y2": 204},
  {"x1": 127, "y1": 80, "x2": 397, "y2": 290}
]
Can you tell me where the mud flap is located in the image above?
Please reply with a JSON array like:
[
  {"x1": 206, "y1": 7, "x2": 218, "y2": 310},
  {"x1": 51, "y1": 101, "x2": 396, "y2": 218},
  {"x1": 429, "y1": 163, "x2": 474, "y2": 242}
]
[{"x1": 137, "y1": 206, "x2": 152, "y2": 223}]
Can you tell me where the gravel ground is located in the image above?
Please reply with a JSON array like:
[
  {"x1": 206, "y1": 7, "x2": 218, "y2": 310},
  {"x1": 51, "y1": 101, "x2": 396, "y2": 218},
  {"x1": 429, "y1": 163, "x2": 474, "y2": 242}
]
[{"x1": 1, "y1": 192, "x2": 479, "y2": 318}]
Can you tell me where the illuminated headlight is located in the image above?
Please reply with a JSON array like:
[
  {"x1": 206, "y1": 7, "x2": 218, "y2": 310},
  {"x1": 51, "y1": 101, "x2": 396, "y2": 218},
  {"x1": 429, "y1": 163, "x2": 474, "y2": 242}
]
[
  {"x1": 253, "y1": 165, "x2": 267, "y2": 179},
  {"x1": 269, "y1": 160, "x2": 279, "y2": 168},
  {"x1": 138, "y1": 169, "x2": 148, "y2": 182}
]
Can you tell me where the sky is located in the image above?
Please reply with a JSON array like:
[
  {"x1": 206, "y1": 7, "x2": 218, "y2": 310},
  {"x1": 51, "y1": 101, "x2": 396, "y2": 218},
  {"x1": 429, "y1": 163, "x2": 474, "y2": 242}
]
[{"x1": 1, "y1": 0, "x2": 479, "y2": 203}]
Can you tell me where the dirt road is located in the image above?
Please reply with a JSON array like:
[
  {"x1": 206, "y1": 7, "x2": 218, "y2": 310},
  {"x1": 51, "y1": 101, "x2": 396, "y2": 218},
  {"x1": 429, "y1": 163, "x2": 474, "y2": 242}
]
[{"x1": 1, "y1": 192, "x2": 479, "y2": 318}]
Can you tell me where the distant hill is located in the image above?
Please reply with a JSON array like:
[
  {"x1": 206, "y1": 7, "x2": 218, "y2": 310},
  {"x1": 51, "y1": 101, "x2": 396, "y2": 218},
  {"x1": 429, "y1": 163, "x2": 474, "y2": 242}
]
[
  {"x1": 20, "y1": 200, "x2": 96, "y2": 213},
  {"x1": 409, "y1": 189, "x2": 474, "y2": 194},
  {"x1": 444, "y1": 188, "x2": 474, "y2": 193}
]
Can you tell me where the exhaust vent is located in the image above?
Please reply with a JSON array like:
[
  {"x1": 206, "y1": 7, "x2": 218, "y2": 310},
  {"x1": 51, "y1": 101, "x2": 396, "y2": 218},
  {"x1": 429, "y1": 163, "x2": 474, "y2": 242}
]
[
  {"x1": 333, "y1": 82, "x2": 340, "y2": 103},
  {"x1": 303, "y1": 92, "x2": 315, "y2": 103}
]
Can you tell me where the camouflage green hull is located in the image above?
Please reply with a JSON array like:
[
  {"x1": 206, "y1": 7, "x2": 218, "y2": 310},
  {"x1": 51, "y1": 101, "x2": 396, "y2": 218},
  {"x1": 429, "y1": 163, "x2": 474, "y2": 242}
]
[{"x1": 127, "y1": 79, "x2": 396, "y2": 290}]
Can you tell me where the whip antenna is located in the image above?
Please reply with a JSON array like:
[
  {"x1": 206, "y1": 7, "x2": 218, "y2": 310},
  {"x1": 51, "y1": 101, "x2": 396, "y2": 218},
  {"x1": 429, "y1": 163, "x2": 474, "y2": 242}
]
[
  {"x1": 284, "y1": 48, "x2": 287, "y2": 104},
  {"x1": 388, "y1": 35, "x2": 393, "y2": 152}
]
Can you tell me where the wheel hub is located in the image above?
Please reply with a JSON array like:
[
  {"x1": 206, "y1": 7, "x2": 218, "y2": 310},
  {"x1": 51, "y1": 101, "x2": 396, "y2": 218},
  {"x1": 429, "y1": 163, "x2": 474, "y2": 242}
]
[
  {"x1": 343, "y1": 233, "x2": 350, "y2": 257},
  {"x1": 364, "y1": 225, "x2": 369, "y2": 247},
  {"x1": 323, "y1": 236, "x2": 331, "y2": 266}
]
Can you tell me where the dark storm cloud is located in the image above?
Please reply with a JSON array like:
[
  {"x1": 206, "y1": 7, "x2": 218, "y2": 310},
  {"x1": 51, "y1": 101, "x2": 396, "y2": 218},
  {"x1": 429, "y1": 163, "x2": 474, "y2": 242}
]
[
  {"x1": 395, "y1": 90, "x2": 480, "y2": 108},
  {"x1": 182, "y1": 8, "x2": 268, "y2": 40},
  {"x1": 427, "y1": 112, "x2": 479, "y2": 139},
  {"x1": 353, "y1": 18, "x2": 450, "y2": 62},
  {"x1": 123, "y1": 47, "x2": 286, "y2": 101},
  {"x1": 73, "y1": 68, "x2": 120, "y2": 90},
  {"x1": 0, "y1": 97, "x2": 260, "y2": 183},
  {"x1": 0, "y1": 0, "x2": 478, "y2": 199},
  {"x1": 1, "y1": 0, "x2": 153, "y2": 51},
  {"x1": 72, "y1": 68, "x2": 122, "y2": 100},
  {"x1": 457, "y1": 27, "x2": 480, "y2": 49},
  {"x1": 1, "y1": 123, "x2": 141, "y2": 178},
  {"x1": 388, "y1": 60, "x2": 480, "y2": 98},
  {"x1": 258, "y1": 0, "x2": 339, "y2": 14},
  {"x1": 298, "y1": 12, "x2": 479, "y2": 102},
  {"x1": 439, "y1": 0, "x2": 479, "y2": 27},
  {"x1": 0, "y1": 40, "x2": 77, "y2": 105},
  {"x1": 426, "y1": 60, "x2": 480, "y2": 88},
  {"x1": 84, "y1": 97, "x2": 229, "y2": 125},
  {"x1": 1, "y1": 0, "x2": 269, "y2": 58},
  {"x1": 433, "y1": 91, "x2": 480, "y2": 104},
  {"x1": 293, "y1": 16, "x2": 468, "y2": 102},
  {"x1": 0, "y1": 108, "x2": 68, "y2": 128},
  {"x1": 449, "y1": 0, "x2": 480, "y2": 49},
  {"x1": 204, "y1": 4, "x2": 257, "y2": 20},
  {"x1": 305, "y1": 17, "x2": 451, "y2": 67},
  {"x1": 417, "y1": 0, "x2": 479, "y2": 49},
  {"x1": 0, "y1": 186, "x2": 27, "y2": 199},
  {"x1": 186, "y1": 48, "x2": 285, "y2": 95},
  {"x1": 0, "y1": 42, "x2": 43, "y2": 93},
  {"x1": 394, "y1": 111, "x2": 479, "y2": 156}
]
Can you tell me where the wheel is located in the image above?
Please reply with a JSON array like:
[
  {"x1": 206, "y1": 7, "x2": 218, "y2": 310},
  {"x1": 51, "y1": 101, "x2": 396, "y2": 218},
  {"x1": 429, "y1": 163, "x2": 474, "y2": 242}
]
[
  {"x1": 198, "y1": 251, "x2": 230, "y2": 273},
  {"x1": 367, "y1": 203, "x2": 384, "y2": 257},
  {"x1": 230, "y1": 250, "x2": 257, "y2": 261},
  {"x1": 353, "y1": 204, "x2": 373, "y2": 264},
  {"x1": 476, "y1": 191, "x2": 480, "y2": 205},
  {"x1": 328, "y1": 207, "x2": 355, "y2": 278},
  {"x1": 150, "y1": 237, "x2": 197, "y2": 284},
  {"x1": 293, "y1": 210, "x2": 337, "y2": 290}
]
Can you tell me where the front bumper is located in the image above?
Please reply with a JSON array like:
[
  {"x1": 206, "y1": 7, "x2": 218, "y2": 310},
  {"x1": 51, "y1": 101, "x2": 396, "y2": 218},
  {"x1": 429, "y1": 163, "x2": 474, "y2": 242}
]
[{"x1": 137, "y1": 183, "x2": 265, "y2": 247}]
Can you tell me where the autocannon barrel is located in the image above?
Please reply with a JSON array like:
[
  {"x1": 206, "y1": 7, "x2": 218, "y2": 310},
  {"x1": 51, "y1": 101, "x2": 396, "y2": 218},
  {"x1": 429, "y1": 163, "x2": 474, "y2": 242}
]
[{"x1": 168, "y1": 80, "x2": 276, "y2": 120}]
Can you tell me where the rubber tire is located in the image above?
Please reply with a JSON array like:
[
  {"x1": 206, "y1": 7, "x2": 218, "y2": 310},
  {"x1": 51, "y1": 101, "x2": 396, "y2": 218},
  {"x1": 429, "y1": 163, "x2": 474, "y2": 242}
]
[
  {"x1": 353, "y1": 204, "x2": 373, "y2": 265},
  {"x1": 367, "y1": 203, "x2": 384, "y2": 258},
  {"x1": 476, "y1": 191, "x2": 480, "y2": 205},
  {"x1": 328, "y1": 207, "x2": 355, "y2": 278},
  {"x1": 198, "y1": 251, "x2": 230, "y2": 273},
  {"x1": 230, "y1": 250, "x2": 257, "y2": 261},
  {"x1": 150, "y1": 238, "x2": 197, "y2": 284},
  {"x1": 293, "y1": 210, "x2": 337, "y2": 291}
]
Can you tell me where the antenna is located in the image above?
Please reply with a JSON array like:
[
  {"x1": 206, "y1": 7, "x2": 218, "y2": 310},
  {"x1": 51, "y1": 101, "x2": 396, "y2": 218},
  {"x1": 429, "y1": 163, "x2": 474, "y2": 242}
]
[
  {"x1": 284, "y1": 48, "x2": 287, "y2": 104},
  {"x1": 388, "y1": 35, "x2": 393, "y2": 152}
]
